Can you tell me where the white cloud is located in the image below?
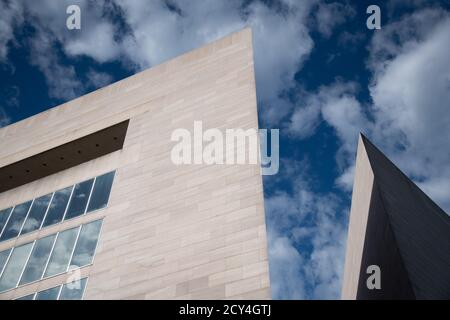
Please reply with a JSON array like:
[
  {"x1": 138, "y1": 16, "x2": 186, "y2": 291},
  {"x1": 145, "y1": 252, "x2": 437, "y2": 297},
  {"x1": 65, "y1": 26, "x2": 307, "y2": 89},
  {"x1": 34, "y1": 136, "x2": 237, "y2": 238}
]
[
  {"x1": 265, "y1": 161, "x2": 348, "y2": 299},
  {"x1": 114, "y1": 0, "x2": 318, "y2": 126},
  {"x1": 313, "y1": 2, "x2": 355, "y2": 38},
  {"x1": 0, "y1": 1, "x2": 116, "y2": 100},
  {"x1": 0, "y1": 0, "x2": 358, "y2": 121},
  {"x1": 307, "y1": 208, "x2": 347, "y2": 299},
  {"x1": 272, "y1": 8, "x2": 450, "y2": 299},
  {"x1": 338, "y1": 30, "x2": 365, "y2": 47},
  {"x1": 65, "y1": 22, "x2": 120, "y2": 63},
  {"x1": 368, "y1": 9, "x2": 450, "y2": 211},
  {"x1": 86, "y1": 69, "x2": 114, "y2": 89},
  {"x1": 0, "y1": 0, "x2": 327, "y2": 112},
  {"x1": 266, "y1": 188, "x2": 347, "y2": 299},
  {"x1": 319, "y1": 83, "x2": 368, "y2": 164},
  {"x1": 0, "y1": 1, "x2": 121, "y2": 100},
  {"x1": 287, "y1": 92, "x2": 322, "y2": 139},
  {"x1": 385, "y1": 0, "x2": 442, "y2": 17},
  {"x1": 335, "y1": 164, "x2": 354, "y2": 191},
  {"x1": 0, "y1": 107, "x2": 11, "y2": 128},
  {"x1": 28, "y1": 24, "x2": 83, "y2": 100},
  {"x1": 2, "y1": 85, "x2": 20, "y2": 109},
  {"x1": 0, "y1": 1, "x2": 23, "y2": 61},
  {"x1": 287, "y1": 8, "x2": 450, "y2": 214},
  {"x1": 268, "y1": 234, "x2": 306, "y2": 299},
  {"x1": 288, "y1": 81, "x2": 370, "y2": 170}
]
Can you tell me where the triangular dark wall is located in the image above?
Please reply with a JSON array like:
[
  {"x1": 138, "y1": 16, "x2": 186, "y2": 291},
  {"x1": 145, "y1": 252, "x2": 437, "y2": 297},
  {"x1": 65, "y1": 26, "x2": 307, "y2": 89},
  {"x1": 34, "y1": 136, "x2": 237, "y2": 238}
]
[
  {"x1": 356, "y1": 181, "x2": 415, "y2": 299},
  {"x1": 361, "y1": 136, "x2": 450, "y2": 299}
]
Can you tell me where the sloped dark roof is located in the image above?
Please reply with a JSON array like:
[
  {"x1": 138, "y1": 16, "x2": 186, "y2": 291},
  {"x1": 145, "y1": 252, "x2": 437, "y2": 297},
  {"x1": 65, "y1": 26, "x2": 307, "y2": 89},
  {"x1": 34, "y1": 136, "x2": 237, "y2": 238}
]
[{"x1": 360, "y1": 134, "x2": 450, "y2": 299}]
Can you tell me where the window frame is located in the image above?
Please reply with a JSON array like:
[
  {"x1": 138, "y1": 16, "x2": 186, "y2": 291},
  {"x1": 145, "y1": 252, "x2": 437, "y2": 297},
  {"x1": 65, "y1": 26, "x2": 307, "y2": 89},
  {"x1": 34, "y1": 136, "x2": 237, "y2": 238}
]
[
  {"x1": 86, "y1": 171, "x2": 115, "y2": 213},
  {"x1": 15, "y1": 277, "x2": 89, "y2": 300},
  {"x1": 17, "y1": 199, "x2": 35, "y2": 237},
  {"x1": 0, "y1": 219, "x2": 103, "y2": 294},
  {"x1": 0, "y1": 207, "x2": 13, "y2": 238},
  {"x1": 20, "y1": 193, "x2": 53, "y2": 236},
  {"x1": 0, "y1": 242, "x2": 34, "y2": 292},
  {"x1": 0, "y1": 201, "x2": 33, "y2": 242},
  {"x1": 43, "y1": 226, "x2": 80, "y2": 278},
  {"x1": 0, "y1": 171, "x2": 114, "y2": 243},
  {"x1": 18, "y1": 233, "x2": 57, "y2": 286},
  {"x1": 63, "y1": 178, "x2": 95, "y2": 221},
  {"x1": 0, "y1": 248, "x2": 13, "y2": 279}
]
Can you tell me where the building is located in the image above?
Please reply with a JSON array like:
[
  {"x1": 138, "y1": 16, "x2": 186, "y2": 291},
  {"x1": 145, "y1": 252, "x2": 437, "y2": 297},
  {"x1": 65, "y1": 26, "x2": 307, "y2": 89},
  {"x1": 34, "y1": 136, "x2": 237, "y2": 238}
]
[
  {"x1": 0, "y1": 28, "x2": 271, "y2": 300},
  {"x1": 342, "y1": 134, "x2": 450, "y2": 299}
]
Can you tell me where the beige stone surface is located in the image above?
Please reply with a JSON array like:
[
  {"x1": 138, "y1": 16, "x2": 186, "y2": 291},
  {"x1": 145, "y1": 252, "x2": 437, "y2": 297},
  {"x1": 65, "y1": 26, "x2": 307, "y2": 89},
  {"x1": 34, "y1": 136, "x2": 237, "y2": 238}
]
[
  {"x1": 341, "y1": 135, "x2": 374, "y2": 299},
  {"x1": 0, "y1": 28, "x2": 271, "y2": 300}
]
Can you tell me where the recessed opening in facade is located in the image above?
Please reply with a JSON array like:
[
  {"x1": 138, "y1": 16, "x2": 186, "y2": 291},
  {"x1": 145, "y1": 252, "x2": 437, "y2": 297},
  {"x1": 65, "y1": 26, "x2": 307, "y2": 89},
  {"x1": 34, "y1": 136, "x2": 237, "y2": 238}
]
[{"x1": 0, "y1": 120, "x2": 129, "y2": 193}]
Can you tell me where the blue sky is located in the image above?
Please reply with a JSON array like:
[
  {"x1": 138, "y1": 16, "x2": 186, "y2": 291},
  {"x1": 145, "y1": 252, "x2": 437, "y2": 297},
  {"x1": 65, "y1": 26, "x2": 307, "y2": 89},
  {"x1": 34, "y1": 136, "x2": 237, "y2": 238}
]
[{"x1": 1, "y1": 0, "x2": 449, "y2": 299}]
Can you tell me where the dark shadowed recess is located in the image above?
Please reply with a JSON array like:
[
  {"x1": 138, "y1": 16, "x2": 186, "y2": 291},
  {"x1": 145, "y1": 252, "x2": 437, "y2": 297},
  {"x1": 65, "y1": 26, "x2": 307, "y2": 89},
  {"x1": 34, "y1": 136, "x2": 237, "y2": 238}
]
[{"x1": 0, "y1": 120, "x2": 129, "y2": 193}]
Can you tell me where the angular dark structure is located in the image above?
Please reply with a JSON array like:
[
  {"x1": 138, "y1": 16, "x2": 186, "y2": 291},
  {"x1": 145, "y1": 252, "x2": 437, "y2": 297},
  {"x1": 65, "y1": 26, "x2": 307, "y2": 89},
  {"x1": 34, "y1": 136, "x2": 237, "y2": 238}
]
[{"x1": 342, "y1": 134, "x2": 450, "y2": 300}]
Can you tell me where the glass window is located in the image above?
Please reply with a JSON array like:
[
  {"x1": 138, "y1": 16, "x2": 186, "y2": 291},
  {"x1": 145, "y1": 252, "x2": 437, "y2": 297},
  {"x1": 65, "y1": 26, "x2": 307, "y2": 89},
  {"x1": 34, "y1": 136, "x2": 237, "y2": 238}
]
[
  {"x1": 0, "y1": 243, "x2": 33, "y2": 292},
  {"x1": 0, "y1": 172, "x2": 114, "y2": 239},
  {"x1": 20, "y1": 194, "x2": 52, "y2": 236},
  {"x1": 35, "y1": 286, "x2": 60, "y2": 300},
  {"x1": 0, "y1": 202, "x2": 32, "y2": 242},
  {"x1": 87, "y1": 172, "x2": 115, "y2": 213},
  {"x1": 19, "y1": 234, "x2": 56, "y2": 286},
  {"x1": 42, "y1": 186, "x2": 72, "y2": 228},
  {"x1": 0, "y1": 208, "x2": 12, "y2": 236},
  {"x1": 14, "y1": 278, "x2": 88, "y2": 300},
  {"x1": 0, "y1": 248, "x2": 11, "y2": 275},
  {"x1": 59, "y1": 278, "x2": 87, "y2": 300},
  {"x1": 64, "y1": 179, "x2": 94, "y2": 220},
  {"x1": 16, "y1": 293, "x2": 35, "y2": 300},
  {"x1": 44, "y1": 227, "x2": 79, "y2": 277},
  {"x1": 70, "y1": 220, "x2": 102, "y2": 268}
]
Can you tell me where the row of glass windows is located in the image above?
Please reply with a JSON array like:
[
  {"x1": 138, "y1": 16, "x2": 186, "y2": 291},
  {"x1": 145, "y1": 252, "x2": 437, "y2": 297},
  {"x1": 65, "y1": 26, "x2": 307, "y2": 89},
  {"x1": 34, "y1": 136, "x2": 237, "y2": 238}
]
[
  {"x1": 0, "y1": 219, "x2": 102, "y2": 293},
  {"x1": 0, "y1": 171, "x2": 114, "y2": 243},
  {"x1": 16, "y1": 278, "x2": 87, "y2": 300}
]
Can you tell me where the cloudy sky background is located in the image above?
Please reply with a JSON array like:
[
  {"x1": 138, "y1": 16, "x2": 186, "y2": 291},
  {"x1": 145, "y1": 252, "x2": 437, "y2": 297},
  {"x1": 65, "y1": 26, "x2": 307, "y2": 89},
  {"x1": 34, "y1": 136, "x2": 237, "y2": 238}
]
[{"x1": 1, "y1": 0, "x2": 449, "y2": 299}]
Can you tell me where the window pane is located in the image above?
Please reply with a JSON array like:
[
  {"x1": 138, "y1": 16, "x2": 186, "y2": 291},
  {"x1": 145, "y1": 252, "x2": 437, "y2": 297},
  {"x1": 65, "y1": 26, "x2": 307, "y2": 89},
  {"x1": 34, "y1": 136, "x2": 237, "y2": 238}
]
[
  {"x1": 42, "y1": 187, "x2": 72, "y2": 228},
  {"x1": 0, "y1": 243, "x2": 33, "y2": 292},
  {"x1": 35, "y1": 286, "x2": 60, "y2": 300},
  {"x1": 70, "y1": 220, "x2": 102, "y2": 268},
  {"x1": 59, "y1": 278, "x2": 87, "y2": 300},
  {"x1": 19, "y1": 234, "x2": 56, "y2": 285},
  {"x1": 0, "y1": 249, "x2": 11, "y2": 275},
  {"x1": 0, "y1": 202, "x2": 32, "y2": 241},
  {"x1": 20, "y1": 194, "x2": 52, "y2": 235},
  {"x1": 64, "y1": 179, "x2": 94, "y2": 220},
  {"x1": 16, "y1": 293, "x2": 35, "y2": 300},
  {"x1": 44, "y1": 227, "x2": 79, "y2": 277},
  {"x1": 87, "y1": 172, "x2": 115, "y2": 213},
  {"x1": 0, "y1": 208, "x2": 12, "y2": 236}
]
